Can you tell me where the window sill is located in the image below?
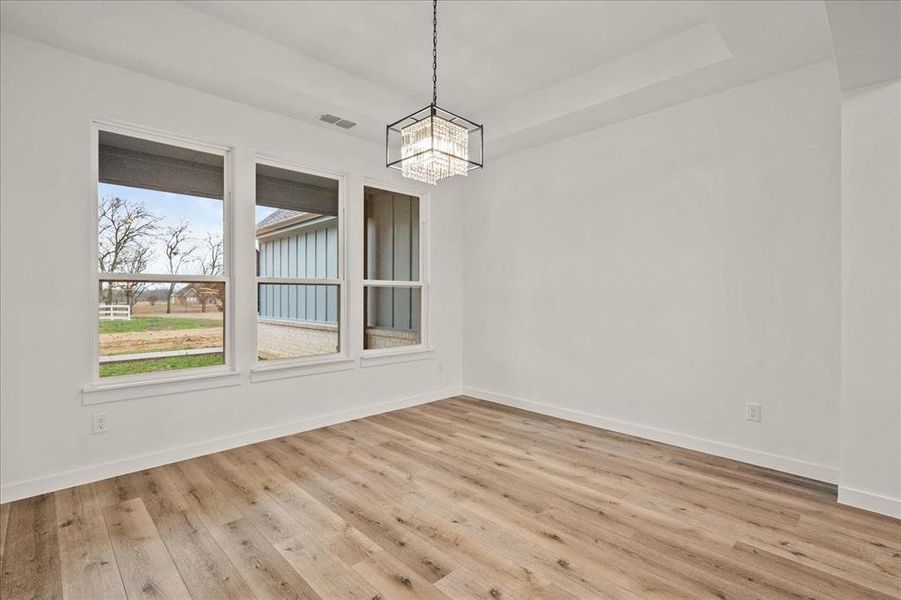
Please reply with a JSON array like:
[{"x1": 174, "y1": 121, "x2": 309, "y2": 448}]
[
  {"x1": 250, "y1": 355, "x2": 355, "y2": 383},
  {"x1": 82, "y1": 368, "x2": 242, "y2": 405},
  {"x1": 359, "y1": 346, "x2": 434, "y2": 368}
]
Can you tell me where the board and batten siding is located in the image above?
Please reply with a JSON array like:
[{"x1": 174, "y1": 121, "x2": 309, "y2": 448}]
[
  {"x1": 258, "y1": 219, "x2": 338, "y2": 323},
  {"x1": 365, "y1": 190, "x2": 420, "y2": 331}
]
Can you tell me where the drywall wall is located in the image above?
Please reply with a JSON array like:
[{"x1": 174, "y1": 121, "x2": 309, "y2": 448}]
[
  {"x1": 0, "y1": 33, "x2": 463, "y2": 501},
  {"x1": 461, "y1": 61, "x2": 843, "y2": 483},
  {"x1": 840, "y1": 80, "x2": 901, "y2": 517}
]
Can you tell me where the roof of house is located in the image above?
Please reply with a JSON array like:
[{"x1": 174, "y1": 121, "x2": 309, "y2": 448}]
[
  {"x1": 174, "y1": 282, "x2": 220, "y2": 298},
  {"x1": 257, "y1": 208, "x2": 302, "y2": 230},
  {"x1": 173, "y1": 283, "x2": 199, "y2": 298},
  {"x1": 256, "y1": 209, "x2": 336, "y2": 238}
]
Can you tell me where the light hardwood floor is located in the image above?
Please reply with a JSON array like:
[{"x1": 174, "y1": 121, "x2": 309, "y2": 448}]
[{"x1": 1, "y1": 396, "x2": 899, "y2": 599}]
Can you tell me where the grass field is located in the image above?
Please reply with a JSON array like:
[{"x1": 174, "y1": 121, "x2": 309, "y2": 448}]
[
  {"x1": 99, "y1": 353, "x2": 224, "y2": 378},
  {"x1": 99, "y1": 316, "x2": 222, "y2": 334}
]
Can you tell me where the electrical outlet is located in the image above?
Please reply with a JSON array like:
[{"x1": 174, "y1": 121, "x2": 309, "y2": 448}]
[
  {"x1": 92, "y1": 412, "x2": 109, "y2": 434},
  {"x1": 745, "y1": 403, "x2": 761, "y2": 422}
]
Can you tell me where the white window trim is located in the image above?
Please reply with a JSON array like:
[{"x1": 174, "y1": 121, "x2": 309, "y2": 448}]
[
  {"x1": 250, "y1": 155, "x2": 350, "y2": 381},
  {"x1": 84, "y1": 120, "x2": 236, "y2": 405},
  {"x1": 360, "y1": 178, "x2": 432, "y2": 365},
  {"x1": 250, "y1": 356, "x2": 355, "y2": 383},
  {"x1": 359, "y1": 347, "x2": 434, "y2": 368},
  {"x1": 82, "y1": 368, "x2": 241, "y2": 405}
]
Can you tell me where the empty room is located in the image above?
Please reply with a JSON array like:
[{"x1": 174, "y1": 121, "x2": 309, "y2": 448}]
[{"x1": 1, "y1": 0, "x2": 899, "y2": 598}]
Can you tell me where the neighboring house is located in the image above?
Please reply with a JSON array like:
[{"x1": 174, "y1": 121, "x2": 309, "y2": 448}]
[
  {"x1": 174, "y1": 283, "x2": 201, "y2": 305},
  {"x1": 255, "y1": 191, "x2": 420, "y2": 357},
  {"x1": 256, "y1": 208, "x2": 339, "y2": 358},
  {"x1": 362, "y1": 189, "x2": 420, "y2": 338},
  {"x1": 174, "y1": 283, "x2": 223, "y2": 310},
  {"x1": 256, "y1": 208, "x2": 339, "y2": 323}
]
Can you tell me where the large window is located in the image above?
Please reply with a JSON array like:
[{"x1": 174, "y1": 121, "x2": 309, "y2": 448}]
[
  {"x1": 363, "y1": 186, "x2": 425, "y2": 351},
  {"x1": 95, "y1": 128, "x2": 228, "y2": 379},
  {"x1": 256, "y1": 161, "x2": 343, "y2": 361}
]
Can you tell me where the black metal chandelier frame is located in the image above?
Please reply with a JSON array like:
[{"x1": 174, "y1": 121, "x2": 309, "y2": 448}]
[
  {"x1": 385, "y1": 106, "x2": 484, "y2": 173},
  {"x1": 385, "y1": 0, "x2": 484, "y2": 175}
]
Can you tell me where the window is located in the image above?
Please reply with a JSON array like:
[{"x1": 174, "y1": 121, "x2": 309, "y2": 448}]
[
  {"x1": 95, "y1": 128, "x2": 228, "y2": 379},
  {"x1": 256, "y1": 161, "x2": 343, "y2": 361},
  {"x1": 363, "y1": 186, "x2": 425, "y2": 351}
]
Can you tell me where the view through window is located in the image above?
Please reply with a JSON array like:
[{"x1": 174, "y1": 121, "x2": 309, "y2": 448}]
[
  {"x1": 256, "y1": 163, "x2": 342, "y2": 361},
  {"x1": 363, "y1": 186, "x2": 423, "y2": 350},
  {"x1": 97, "y1": 129, "x2": 227, "y2": 378}
]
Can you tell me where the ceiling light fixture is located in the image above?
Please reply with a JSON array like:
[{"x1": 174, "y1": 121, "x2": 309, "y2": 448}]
[{"x1": 386, "y1": 0, "x2": 483, "y2": 185}]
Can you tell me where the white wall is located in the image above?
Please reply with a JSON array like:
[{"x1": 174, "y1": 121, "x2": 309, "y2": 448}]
[
  {"x1": 461, "y1": 61, "x2": 843, "y2": 482},
  {"x1": 840, "y1": 80, "x2": 901, "y2": 517},
  {"x1": 0, "y1": 33, "x2": 463, "y2": 502}
]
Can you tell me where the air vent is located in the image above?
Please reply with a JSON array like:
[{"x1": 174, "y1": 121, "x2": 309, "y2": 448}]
[{"x1": 319, "y1": 113, "x2": 357, "y2": 130}]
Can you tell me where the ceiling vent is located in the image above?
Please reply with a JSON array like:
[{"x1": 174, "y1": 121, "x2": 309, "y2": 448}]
[{"x1": 319, "y1": 113, "x2": 357, "y2": 129}]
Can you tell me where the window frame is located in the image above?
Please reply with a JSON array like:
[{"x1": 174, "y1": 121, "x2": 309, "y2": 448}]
[
  {"x1": 361, "y1": 179, "x2": 431, "y2": 360},
  {"x1": 251, "y1": 155, "x2": 349, "y2": 376},
  {"x1": 86, "y1": 121, "x2": 235, "y2": 392}
]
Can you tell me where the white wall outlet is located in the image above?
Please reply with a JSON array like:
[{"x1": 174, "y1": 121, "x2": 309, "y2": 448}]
[
  {"x1": 92, "y1": 412, "x2": 109, "y2": 434},
  {"x1": 745, "y1": 403, "x2": 761, "y2": 422}
]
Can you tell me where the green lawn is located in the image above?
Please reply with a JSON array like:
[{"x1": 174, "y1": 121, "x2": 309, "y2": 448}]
[
  {"x1": 99, "y1": 353, "x2": 224, "y2": 377},
  {"x1": 99, "y1": 316, "x2": 222, "y2": 334}
]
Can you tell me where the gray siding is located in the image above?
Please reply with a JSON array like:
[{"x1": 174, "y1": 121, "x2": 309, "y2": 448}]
[
  {"x1": 364, "y1": 190, "x2": 420, "y2": 330},
  {"x1": 258, "y1": 190, "x2": 420, "y2": 332},
  {"x1": 258, "y1": 221, "x2": 338, "y2": 323}
]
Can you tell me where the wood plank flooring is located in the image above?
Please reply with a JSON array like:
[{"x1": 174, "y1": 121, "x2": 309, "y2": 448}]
[{"x1": 1, "y1": 396, "x2": 899, "y2": 599}]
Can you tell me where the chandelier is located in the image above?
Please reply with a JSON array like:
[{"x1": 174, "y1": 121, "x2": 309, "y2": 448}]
[{"x1": 386, "y1": 0, "x2": 483, "y2": 185}]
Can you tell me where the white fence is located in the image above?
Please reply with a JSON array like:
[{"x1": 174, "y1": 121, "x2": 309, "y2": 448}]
[{"x1": 99, "y1": 304, "x2": 131, "y2": 320}]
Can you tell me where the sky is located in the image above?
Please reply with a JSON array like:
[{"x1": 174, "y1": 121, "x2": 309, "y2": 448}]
[
  {"x1": 100, "y1": 183, "x2": 280, "y2": 274},
  {"x1": 100, "y1": 183, "x2": 223, "y2": 275}
]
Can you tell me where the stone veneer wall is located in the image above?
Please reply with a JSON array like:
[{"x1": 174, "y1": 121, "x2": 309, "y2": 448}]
[
  {"x1": 257, "y1": 319, "x2": 338, "y2": 359},
  {"x1": 365, "y1": 327, "x2": 420, "y2": 350},
  {"x1": 258, "y1": 320, "x2": 421, "y2": 357}
]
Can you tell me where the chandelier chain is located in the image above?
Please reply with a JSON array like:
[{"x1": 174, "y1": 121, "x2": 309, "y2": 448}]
[
  {"x1": 387, "y1": 0, "x2": 481, "y2": 184},
  {"x1": 432, "y1": 0, "x2": 438, "y2": 106}
]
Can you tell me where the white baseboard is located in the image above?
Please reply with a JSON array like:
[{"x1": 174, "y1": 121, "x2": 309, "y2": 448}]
[
  {"x1": 838, "y1": 486, "x2": 901, "y2": 519},
  {"x1": 462, "y1": 386, "x2": 841, "y2": 485},
  {"x1": 11, "y1": 385, "x2": 897, "y2": 519},
  {"x1": 0, "y1": 386, "x2": 461, "y2": 503}
]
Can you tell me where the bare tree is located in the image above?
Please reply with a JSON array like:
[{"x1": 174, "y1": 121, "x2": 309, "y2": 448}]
[
  {"x1": 162, "y1": 221, "x2": 197, "y2": 314},
  {"x1": 199, "y1": 232, "x2": 224, "y2": 276},
  {"x1": 97, "y1": 196, "x2": 158, "y2": 304},
  {"x1": 197, "y1": 233, "x2": 224, "y2": 312},
  {"x1": 98, "y1": 196, "x2": 158, "y2": 273},
  {"x1": 121, "y1": 244, "x2": 153, "y2": 309}
]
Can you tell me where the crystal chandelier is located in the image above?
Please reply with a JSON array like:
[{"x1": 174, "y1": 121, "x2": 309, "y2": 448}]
[{"x1": 387, "y1": 0, "x2": 483, "y2": 185}]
